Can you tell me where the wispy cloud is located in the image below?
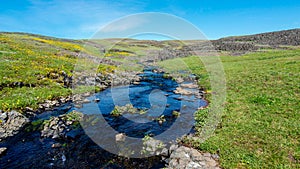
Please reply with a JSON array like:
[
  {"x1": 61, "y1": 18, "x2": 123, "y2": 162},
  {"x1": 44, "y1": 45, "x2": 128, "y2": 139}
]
[{"x1": 100, "y1": 16, "x2": 147, "y2": 32}]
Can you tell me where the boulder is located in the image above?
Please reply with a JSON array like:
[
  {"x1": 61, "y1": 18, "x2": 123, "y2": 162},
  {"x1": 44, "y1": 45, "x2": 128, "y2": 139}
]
[
  {"x1": 166, "y1": 146, "x2": 220, "y2": 169},
  {"x1": 0, "y1": 110, "x2": 29, "y2": 141}
]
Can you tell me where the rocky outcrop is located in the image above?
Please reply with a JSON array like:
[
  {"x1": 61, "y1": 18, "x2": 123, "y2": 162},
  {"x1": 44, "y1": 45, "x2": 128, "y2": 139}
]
[
  {"x1": 0, "y1": 110, "x2": 29, "y2": 141},
  {"x1": 211, "y1": 28, "x2": 300, "y2": 54},
  {"x1": 217, "y1": 28, "x2": 300, "y2": 46},
  {"x1": 73, "y1": 70, "x2": 141, "y2": 88},
  {"x1": 212, "y1": 41, "x2": 258, "y2": 52}
]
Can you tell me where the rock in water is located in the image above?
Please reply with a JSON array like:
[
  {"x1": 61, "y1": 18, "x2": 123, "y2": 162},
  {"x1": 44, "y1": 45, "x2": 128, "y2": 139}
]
[
  {"x1": 94, "y1": 98, "x2": 100, "y2": 102},
  {"x1": 0, "y1": 147, "x2": 7, "y2": 157},
  {"x1": 62, "y1": 154, "x2": 66, "y2": 162},
  {"x1": 115, "y1": 133, "x2": 126, "y2": 142},
  {"x1": 51, "y1": 143, "x2": 62, "y2": 148}
]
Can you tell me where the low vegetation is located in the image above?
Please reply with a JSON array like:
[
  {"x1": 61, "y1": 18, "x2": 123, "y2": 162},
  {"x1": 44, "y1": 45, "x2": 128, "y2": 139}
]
[
  {"x1": 0, "y1": 33, "x2": 107, "y2": 111},
  {"x1": 159, "y1": 49, "x2": 300, "y2": 168}
]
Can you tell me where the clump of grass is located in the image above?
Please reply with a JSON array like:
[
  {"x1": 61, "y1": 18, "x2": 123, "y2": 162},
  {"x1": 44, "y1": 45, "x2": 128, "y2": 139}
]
[
  {"x1": 97, "y1": 64, "x2": 116, "y2": 74},
  {"x1": 172, "y1": 110, "x2": 181, "y2": 117},
  {"x1": 104, "y1": 51, "x2": 133, "y2": 57},
  {"x1": 30, "y1": 37, "x2": 84, "y2": 52},
  {"x1": 110, "y1": 106, "x2": 122, "y2": 117},
  {"x1": 110, "y1": 104, "x2": 138, "y2": 117}
]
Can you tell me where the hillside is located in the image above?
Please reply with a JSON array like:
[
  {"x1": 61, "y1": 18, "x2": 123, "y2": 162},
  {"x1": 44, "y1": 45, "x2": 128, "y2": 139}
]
[{"x1": 212, "y1": 29, "x2": 300, "y2": 54}]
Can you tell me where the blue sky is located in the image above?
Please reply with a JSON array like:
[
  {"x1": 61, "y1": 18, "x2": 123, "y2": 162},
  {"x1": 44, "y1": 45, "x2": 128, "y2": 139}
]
[{"x1": 0, "y1": 0, "x2": 299, "y2": 40}]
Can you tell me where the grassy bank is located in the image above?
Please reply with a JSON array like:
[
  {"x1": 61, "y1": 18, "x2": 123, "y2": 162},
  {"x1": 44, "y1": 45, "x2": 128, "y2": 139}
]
[
  {"x1": 0, "y1": 33, "x2": 100, "y2": 111},
  {"x1": 159, "y1": 49, "x2": 300, "y2": 168}
]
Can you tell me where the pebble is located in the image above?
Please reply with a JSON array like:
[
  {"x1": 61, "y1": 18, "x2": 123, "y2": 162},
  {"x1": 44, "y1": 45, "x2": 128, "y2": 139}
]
[
  {"x1": 94, "y1": 98, "x2": 100, "y2": 102},
  {"x1": 115, "y1": 133, "x2": 126, "y2": 142},
  {"x1": 62, "y1": 154, "x2": 66, "y2": 162},
  {"x1": 74, "y1": 104, "x2": 83, "y2": 108},
  {"x1": 82, "y1": 99, "x2": 91, "y2": 103},
  {"x1": 51, "y1": 143, "x2": 62, "y2": 148}
]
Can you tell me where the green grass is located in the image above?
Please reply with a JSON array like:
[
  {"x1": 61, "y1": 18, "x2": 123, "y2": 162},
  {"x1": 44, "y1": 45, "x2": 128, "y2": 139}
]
[
  {"x1": 0, "y1": 33, "x2": 108, "y2": 111},
  {"x1": 1, "y1": 32, "x2": 299, "y2": 168},
  {"x1": 0, "y1": 33, "x2": 151, "y2": 111},
  {"x1": 159, "y1": 49, "x2": 300, "y2": 168}
]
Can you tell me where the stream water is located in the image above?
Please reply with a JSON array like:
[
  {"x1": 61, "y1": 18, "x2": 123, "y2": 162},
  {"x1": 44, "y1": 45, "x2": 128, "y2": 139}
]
[{"x1": 0, "y1": 68, "x2": 207, "y2": 168}]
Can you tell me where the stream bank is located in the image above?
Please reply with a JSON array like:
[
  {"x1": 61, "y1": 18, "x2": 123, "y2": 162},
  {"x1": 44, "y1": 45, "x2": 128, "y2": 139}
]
[{"x1": 0, "y1": 67, "x2": 220, "y2": 168}]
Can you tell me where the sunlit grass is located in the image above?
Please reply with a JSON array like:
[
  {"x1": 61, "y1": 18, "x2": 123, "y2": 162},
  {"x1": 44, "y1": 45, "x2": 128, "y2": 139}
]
[{"x1": 160, "y1": 49, "x2": 300, "y2": 168}]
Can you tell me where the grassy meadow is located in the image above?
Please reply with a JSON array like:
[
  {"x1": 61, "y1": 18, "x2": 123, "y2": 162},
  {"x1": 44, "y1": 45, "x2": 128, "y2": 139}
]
[
  {"x1": 0, "y1": 33, "x2": 103, "y2": 111},
  {"x1": 159, "y1": 49, "x2": 300, "y2": 168}
]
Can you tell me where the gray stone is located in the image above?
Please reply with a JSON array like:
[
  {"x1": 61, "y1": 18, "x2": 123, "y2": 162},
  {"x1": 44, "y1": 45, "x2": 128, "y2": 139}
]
[
  {"x1": 94, "y1": 98, "x2": 100, "y2": 102},
  {"x1": 187, "y1": 161, "x2": 201, "y2": 169},
  {"x1": 115, "y1": 133, "x2": 126, "y2": 142},
  {"x1": 82, "y1": 92, "x2": 91, "y2": 97},
  {"x1": 74, "y1": 104, "x2": 83, "y2": 108},
  {"x1": 180, "y1": 83, "x2": 198, "y2": 89},
  {"x1": 174, "y1": 87, "x2": 193, "y2": 95},
  {"x1": 0, "y1": 110, "x2": 29, "y2": 140},
  {"x1": 203, "y1": 152, "x2": 211, "y2": 157},
  {"x1": 166, "y1": 146, "x2": 220, "y2": 169},
  {"x1": 169, "y1": 144, "x2": 178, "y2": 153},
  {"x1": 161, "y1": 147, "x2": 169, "y2": 156},
  {"x1": 176, "y1": 78, "x2": 184, "y2": 83},
  {"x1": 51, "y1": 143, "x2": 62, "y2": 148},
  {"x1": 212, "y1": 154, "x2": 220, "y2": 159},
  {"x1": 142, "y1": 138, "x2": 166, "y2": 155},
  {"x1": 82, "y1": 99, "x2": 91, "y2": 103},
  {"x1": 0, "y1": 112, "x2": 7, "y2": 121}
]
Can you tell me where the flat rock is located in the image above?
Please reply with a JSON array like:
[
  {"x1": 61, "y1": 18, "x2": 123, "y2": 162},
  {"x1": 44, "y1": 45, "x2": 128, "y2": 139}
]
[
  {"x1": 180, "y1": 83, "x2": 198, "y2": 89},
  {"x1": 174, "y1": 87, "x2": 193, "y2": 95}
]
